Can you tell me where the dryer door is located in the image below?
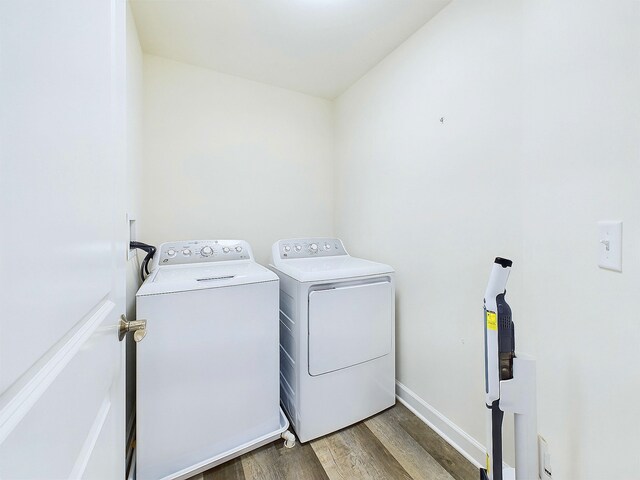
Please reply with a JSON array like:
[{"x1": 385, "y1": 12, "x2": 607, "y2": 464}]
[{"x1": 308, "y1": 279, "x2": 392, "y2": 376}]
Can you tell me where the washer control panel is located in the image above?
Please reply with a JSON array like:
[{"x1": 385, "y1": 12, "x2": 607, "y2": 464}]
[
  {"x1": 276, "y1": 238, "x2": 347, "y2": 259},
  {"x1": 155, "y1": 240, "x2": 252, "y2": 267}
]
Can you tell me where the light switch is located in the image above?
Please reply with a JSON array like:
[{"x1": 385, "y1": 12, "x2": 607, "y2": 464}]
[{"x1": 598, "y1": 221, "x2": 622, "y2": 272}]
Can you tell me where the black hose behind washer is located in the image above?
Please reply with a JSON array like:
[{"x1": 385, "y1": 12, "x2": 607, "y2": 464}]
[{"x1": 130, "y1": 241, "x2": 157, "y2": 283}]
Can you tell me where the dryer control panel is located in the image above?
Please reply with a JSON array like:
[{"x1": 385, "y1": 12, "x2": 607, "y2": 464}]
[
  {"x1": 153, "y1": 240, "x2": 253, "y2": 268},
  {"x1": 275, "y1": 237, "x2": 348, "y2": 259}
]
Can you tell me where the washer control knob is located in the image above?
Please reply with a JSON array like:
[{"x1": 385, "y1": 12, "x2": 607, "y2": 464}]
[
  {"x1": 201, "y1": 246, "x2": 213, "y2": 256},
  {"x1": 182, "y1": 249, "x2": 192, "y2": 256},
  {"x1": 310, "y1": 243, "x2": 318, "y2": 252},
  {"x1": 167, "y1": 249, "x2": 176, "y2": 258},
  {"x1": 283, "y1": 245, "x2": 291, "y2": 252},
  {"x1": 294, "y1": 244, "x2": 302, "y2": 252},
  {"x1": 235, "y1": 246, "x2": 243, "y2": 253},
  {"x1": 222, "y1": 247, "x2": 230, "y2": 254},
  {"x1": 324, "y1": 243, "x2": 331, "y2": 250}
]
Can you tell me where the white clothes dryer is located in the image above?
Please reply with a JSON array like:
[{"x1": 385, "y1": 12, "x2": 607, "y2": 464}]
[
  {"x1": 136, "y1": 240, "x2": 290, "y2": 480},
  {"x1": 269, "y1": 238, "x2": 395, "y2": 443}
]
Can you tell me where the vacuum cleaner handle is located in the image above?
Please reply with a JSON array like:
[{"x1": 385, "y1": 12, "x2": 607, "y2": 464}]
[
  {"x1": 484, "y1": 257, "x2": 512, "y2": 403},
  {"x1": 482, "y1": 257, "x2": 512, "y2": 480}
]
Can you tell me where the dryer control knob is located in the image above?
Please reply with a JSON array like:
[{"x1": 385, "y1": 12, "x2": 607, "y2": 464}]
[
  {"x1": 167, "y1": 249, "x2": 176, "y2": 258},
  {"x1": 324, "y1": 243, "x2": 331, "y2": 250},
  {"x1": 294, "y1": 244, "x2": 302, "y2": 252},
  {"x1": 310, "y1": 243, "x2": 318, "y2": 252},
  {"x1": 201, "y1": 246, "x2": 213, "y2": 256},
  {"x1": 182, "y1": 249, "x2": 192, "y2": 256},
  {"x1": 235, "y1": 246, "x2": 243, "y2": 253},
  {"x1": 283, "y1": 245, "x2": 291, "y2": 253},
  {"x1": 222, "y1": 247, "x2": 230, "y2": 253}
]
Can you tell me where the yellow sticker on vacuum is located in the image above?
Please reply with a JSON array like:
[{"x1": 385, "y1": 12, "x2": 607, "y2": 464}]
[{"x1": 486, "y1": 311, "x2": 497, "y2": 331}]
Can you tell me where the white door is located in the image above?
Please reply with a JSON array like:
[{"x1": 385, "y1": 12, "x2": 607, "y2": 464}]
[{"x1": 0, "y1": 0, "x2": 127, "y2": 478}]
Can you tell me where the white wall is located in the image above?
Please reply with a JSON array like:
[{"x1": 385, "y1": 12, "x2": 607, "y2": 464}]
[
  {"x1": 140, "y1": 55, "x2": 334, "y2": 264},
  {"x1": 520, "y1": 1, "x2": 640, "y2": 478},
  {"x1": 334, "y1": 1, "x2": 640, "y2": 478},
  {"x1": 126, "y1": 2, "x2": 143, "y2": 326},
  {"x1": 125, "y1": 1, "x2": 144, "y2": 431},
  {"x1": 335, "y1": 0, "x2": 523, "y2": 465}
]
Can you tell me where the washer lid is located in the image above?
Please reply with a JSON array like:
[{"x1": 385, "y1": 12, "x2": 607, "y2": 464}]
[
  {"x1": 136, "y1": 260, "x2": 278, "y2": 296},
  {"x1": 269, "y1": 256, "x2": 393, "y2": 283}
]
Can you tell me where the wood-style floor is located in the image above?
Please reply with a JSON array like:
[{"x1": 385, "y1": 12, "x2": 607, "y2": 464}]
[{"x1": 189, "y1": 403, "x2": 478, "y2": 480}]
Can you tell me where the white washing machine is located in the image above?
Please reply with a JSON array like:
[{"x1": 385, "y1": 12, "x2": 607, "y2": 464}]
[
  {"x1": 269, "y1": 237, "x2": 395, "y2": 442},
  {"x1": 136, "y1": 240, "x2": 290, "y2": 480}
]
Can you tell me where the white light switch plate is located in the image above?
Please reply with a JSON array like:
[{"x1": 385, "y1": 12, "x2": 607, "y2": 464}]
[
  {"x1": 127, "y1": 213, "x2": 137, "y2": 260},
  {"x1": 598, "y1": 221, "x2": 622, "y2": 272}
]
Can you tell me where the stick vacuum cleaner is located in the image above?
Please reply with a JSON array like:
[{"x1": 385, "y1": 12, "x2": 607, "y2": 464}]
[{"x1": 481, "y1": 258, "x2": 538, "y2": 480}]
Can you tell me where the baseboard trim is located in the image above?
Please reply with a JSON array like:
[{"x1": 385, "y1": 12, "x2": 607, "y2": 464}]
[{"x1": 395, "y1": 380, "x2": 485, "y2": 469}]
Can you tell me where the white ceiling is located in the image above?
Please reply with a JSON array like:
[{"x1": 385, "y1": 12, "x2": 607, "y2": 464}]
[{"x1": 130, "y1": 0, "x2": 451, "y2": 99}]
